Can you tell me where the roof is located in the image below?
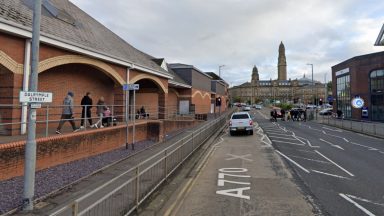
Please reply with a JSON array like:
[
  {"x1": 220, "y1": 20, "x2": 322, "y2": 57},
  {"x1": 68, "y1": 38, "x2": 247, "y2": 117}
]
[
  {"x1": 205, "y1": 72, "x2": 229, "y2": 86},
  {"x1": 168, "y1": 63, "x2": 213, "y2": 79},
  {"x1": 0, "y1": 0, "x2": 171, "y2": 77},
  {"x1": 166, "y1": 64, "x2": 191, "y2": 88},
  {"x1": 332, "y1": 50, "x2": 384, "y2": 69}
]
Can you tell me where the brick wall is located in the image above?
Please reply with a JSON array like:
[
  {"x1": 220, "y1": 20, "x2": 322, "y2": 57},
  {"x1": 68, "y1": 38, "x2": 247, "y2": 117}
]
[{"x1": 0, "y1": 119, "x2": 201, "y2": 180}]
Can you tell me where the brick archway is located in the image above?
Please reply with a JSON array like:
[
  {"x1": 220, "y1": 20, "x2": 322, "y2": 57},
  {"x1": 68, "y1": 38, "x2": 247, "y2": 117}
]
[
  {"x1": 130, "y1": 74, "x2": 168, "y2": 94},
  {"x1": 39, "y1": 55, "x2": 125, "y2": 85},
  {"x1": 0, "y1": 51, "x2": 23, "y2": 74},
  {"x1": 192, "y1": 90, "x2": 210, "y2": 99}
]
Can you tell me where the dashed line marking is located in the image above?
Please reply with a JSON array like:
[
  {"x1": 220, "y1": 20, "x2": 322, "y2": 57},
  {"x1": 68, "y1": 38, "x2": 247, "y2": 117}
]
[{"x1": 268, "y1": 136, "x2": 298, "y2": 141}]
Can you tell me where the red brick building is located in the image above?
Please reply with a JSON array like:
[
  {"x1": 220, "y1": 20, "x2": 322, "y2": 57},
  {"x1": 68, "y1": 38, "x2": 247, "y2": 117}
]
[
  {"x1": 332, "y1": 51, "x2": 384, "y2": 122},
  {"x1": 0, "y1": 0, "x2": 229, "y2": 136}
]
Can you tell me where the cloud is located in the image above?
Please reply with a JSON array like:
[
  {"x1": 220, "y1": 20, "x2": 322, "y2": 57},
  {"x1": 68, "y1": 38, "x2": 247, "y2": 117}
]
[{"x1": 70, "y1": 0, "x2": 384, "y2": 85}]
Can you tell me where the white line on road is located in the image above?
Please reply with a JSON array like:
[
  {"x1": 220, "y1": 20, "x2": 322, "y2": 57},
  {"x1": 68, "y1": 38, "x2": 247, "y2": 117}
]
[
  {"x1": 350, "y1": 141, "x2": 381, "y2": 152},
  {"x1": 266, "y1": 132, "x2": 293, "y2": 136},
  {"x1": 275, "y1": 150, "x2": 310, "y2": 173},
  {"x1": 319, "y1": 138, "x2": 344, "y2": 150},
  {"x1": 311, "y1": 170, "x2": 350, "y2": 179},
  {"x1": 343, "y1": 138, "x2": 349, "y2": 143},
  {"x1": 315, "y1": 150, "x2": 354, "y2": 177},
  {"x1": 268, "y1": 136, "x2": 298, "y2": 141},
  {"x1": 339, "y1": 193, "x2": 376, "y2": 216},
  {"x1": 288, "y1": 155, "x2": 330, "y2": 164},
  {"x1": 346, "y1": 194, "x2": 384, "y2": 207},
  {"x1": 271, "y1": 140, "x2": 305, "y2": 146},
  {"x1": 322, "y1": 126, "x2": 343, "y2": 132}
]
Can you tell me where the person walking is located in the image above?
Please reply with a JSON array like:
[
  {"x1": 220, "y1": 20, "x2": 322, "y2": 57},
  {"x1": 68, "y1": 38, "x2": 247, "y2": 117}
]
[
  {"x1": 92, "y1": 96, "x2": 106, "y2": 128},
  {"x1": 56, "y1": 91, "x2": 79, "y2": 134},
  {"x1": 80, "y1": 92, "x2": 93, "y2": 129}
]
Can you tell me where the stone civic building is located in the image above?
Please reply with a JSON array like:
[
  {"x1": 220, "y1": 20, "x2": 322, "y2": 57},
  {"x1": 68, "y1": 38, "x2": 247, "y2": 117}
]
[{"x1": 229, "y1": 42, "x2": 326, "y2": 105}]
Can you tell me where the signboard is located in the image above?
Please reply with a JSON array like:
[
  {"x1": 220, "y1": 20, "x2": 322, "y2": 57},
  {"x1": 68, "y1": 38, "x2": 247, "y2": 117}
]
[
  {"x1": 351, "y1": 97, "x2": 364, "y2": 109},
  {"x1": 19, "y1": 91, "x2": 52, "y2": 103},
  {"x1": 123, "y1": 84, "x2": 140, "y2": 91},
  {"x1": 327, "y1": 96, "x2": 333, "y2": 102},
  {"x1": 30, "y1": 103, "x2": 41, "y2": 109}
]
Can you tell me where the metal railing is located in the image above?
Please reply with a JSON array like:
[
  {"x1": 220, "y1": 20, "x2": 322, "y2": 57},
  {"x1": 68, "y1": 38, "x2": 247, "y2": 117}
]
[
  {"x1": 0, "y1": 104, "x2": 218, "y2": 141},
  {"x1": 319, "y1": 115, "x2": 384, "y2": 138},
  {"x1": 50, "y1": 111, "x2": 231, "y2": 216}
]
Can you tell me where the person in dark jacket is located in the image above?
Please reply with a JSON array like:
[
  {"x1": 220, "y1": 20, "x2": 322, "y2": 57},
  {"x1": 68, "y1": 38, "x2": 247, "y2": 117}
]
[
  {"x1": 56, "y1": 91, "x2": 79, "y2": 134},
  {"x1": 80, "y1": 92, "x2": 93, "y2": 129}
]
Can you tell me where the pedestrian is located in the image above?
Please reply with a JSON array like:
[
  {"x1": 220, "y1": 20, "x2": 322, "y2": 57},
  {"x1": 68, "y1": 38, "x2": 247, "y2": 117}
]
[
  {"x1": 273, "y1": 109, "x2": 278, "y2": 122},
  {"x1": 281, "y1": 109, "x2": 285, "y2": 121},
  {"x1": 56, "y1": 91, "x2": 79, "y2": 134},
  {"x1": 303, "y1": 108, "x2": 307, "y2": 122},
  {"x1": 287, "y1": 110, "x2": 291, "y2": 121},
  {"x1": 102, "y1": 106, "x2": 112, "y2": 127},
  {"x1": 92, "y1": 96, "x2": 106, "y2": 128},
  {"x1": 80, "y1": 92, "x2": 93, "y2": 129}
]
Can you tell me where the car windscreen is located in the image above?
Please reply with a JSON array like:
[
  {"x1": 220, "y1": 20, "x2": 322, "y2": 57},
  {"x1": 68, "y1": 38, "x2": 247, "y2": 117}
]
[{"x1": 232, "y1": 114, "x2": 249, "y2": 119}]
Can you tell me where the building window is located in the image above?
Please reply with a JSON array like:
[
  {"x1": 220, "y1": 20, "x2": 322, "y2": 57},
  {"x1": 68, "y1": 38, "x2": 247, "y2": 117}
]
[
  {"x1": 336, "y1": 74, "x2": 351, "y2": 118},
  {"x1": 370, "y1": 69, "x2": 384, "y2": 121}
]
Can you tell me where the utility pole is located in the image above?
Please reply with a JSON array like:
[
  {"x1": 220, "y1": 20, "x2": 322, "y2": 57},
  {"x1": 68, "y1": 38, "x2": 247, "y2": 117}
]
[
  {"x1": 324, "y1": 73, "x2": 327, "y2": 106},
  {"x1": 23, "y1": 0, "x2": 42, "y2": 211},
  {"x1": 219, "y1": 65, "x2": 225, "y2": 78}
]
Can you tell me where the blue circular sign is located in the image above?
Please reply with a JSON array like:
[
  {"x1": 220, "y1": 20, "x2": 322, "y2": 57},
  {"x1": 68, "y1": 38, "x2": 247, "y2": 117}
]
[{"x1": 351, "y1": 98, "x2": 364, "y2": 108}]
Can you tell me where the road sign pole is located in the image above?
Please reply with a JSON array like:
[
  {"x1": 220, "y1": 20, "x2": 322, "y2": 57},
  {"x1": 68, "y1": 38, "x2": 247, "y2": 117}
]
[
  {"x1": 23, "y1": 0, "x2": 42, "y2": 211},
  {"x1": 132, "y1": 89, "x2": 136, "y2": 150}
]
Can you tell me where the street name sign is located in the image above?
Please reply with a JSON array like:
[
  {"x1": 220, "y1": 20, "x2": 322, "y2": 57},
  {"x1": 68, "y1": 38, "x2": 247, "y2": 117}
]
[
  {"x1": 123, "y1": 84, "x2": 140, "y2": 91},
  {"x1": 19, "y1": 91, "x2": 53, "y2": 103}
]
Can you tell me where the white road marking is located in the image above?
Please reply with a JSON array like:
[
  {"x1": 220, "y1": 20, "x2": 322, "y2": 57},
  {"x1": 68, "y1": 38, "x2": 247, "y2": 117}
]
[
  {"x1": 271, "y1": 140, "x2": 305, "y2": 146},
  {"x1": 350, "y1": 141, "x2": 381, "y2": 152},
  {"x1": 307, "y1": 140, "x2": 320, "y2": 148},
  {"x1": 339, "y1": 193, "x2": 376, "y2": 216},
  {"x1": 288, "y1": 155, "x2": 330, "y2": 164},
  {"x1": 226, "y1": 154, "x2": 253, "y2": 162},
  {"x1": 216, "y1": 187, "x2": 251, "y2": 200},
  {"x1": 297, "y1": 149, "x2": 317, "y2": 154},
  {"x1": 311, "y1": 170, "x2": 350, "y2": 179},
  {"x1": 319, "y1": 138, "x2": 345, "y2": 150},
  {"x1": 268, "y1": 136, "x2": 298, "y2": 141},
  {"x1": 315, "y1": 150, "x2": 354, "y2": 177},
  {"x1": 322, "y1": 126, "x2": 343, "y2": 132},
  {"x1": 346, "y1": 194, "x2": 384, "y2": 207},
  {"x1": 343, "y1": 138, "x2": 349, "y2": 142},
  {"x1": 266, "y1": 132, "x2": 292, "y2": 136},
  {"x1": 275, "y1": 150, "x2": 310, "y2": 173}
]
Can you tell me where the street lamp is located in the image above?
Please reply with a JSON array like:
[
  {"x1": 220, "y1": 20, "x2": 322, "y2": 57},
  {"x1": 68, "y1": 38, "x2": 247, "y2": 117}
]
[
  {"x1": 307, "y1": 63, "x2": 314, "y2": 104},
  {"x1": 219, "y1": 65, "x2": 225, "y2": 78}
]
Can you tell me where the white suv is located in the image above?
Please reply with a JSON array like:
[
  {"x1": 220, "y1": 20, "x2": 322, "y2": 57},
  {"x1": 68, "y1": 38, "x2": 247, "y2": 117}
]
[{"x1": 229, "y1": 112, "x2": 254, "y2": 136}]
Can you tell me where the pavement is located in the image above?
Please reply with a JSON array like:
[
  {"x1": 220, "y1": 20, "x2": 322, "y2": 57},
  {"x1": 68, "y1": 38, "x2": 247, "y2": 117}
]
[{"x1": 142, "y1": 110, "x2": 316, "y2": 216}]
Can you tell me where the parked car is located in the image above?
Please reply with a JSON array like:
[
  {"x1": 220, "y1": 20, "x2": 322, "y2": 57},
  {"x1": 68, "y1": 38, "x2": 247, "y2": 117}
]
[
  {"x1": 306, "y1": 105, "x2": 317, "y2": 109},
  {"x1": 229, "y1": 112, "x2": 254, "y2": 136},
  {"x1": 254, "y1": 105, "x2": 262, "y2": 110},
  {"x1": 319, "y1": 108, "x2": 333, "y2": 116},
  {"x1": 243, "y1": 106, "x2": 251, "y2": 111}
]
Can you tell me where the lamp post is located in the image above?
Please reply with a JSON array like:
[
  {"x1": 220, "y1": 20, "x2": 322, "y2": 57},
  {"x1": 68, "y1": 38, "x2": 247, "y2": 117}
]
[
  {"x1": 219, "y1": 65, "x2": 225, "y2": 78},
  {"x1": 307, "y1": 63, "x2": 314, "y2": 104}
]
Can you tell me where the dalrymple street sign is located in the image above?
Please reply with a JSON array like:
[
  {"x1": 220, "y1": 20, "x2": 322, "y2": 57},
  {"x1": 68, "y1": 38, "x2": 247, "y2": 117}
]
[{"x1": 19, "y1": 91, "x2": 53, "y2": 103}]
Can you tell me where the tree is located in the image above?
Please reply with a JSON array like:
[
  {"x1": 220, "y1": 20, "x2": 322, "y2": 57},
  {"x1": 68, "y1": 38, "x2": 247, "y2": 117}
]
[{"x1": 327, "y1": 81, "x2": 332, "y2": 92}]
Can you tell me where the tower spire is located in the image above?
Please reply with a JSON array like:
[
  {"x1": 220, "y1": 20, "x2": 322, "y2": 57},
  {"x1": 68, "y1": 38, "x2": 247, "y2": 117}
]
[{"x1": 278, "y1": 41, "x2": 287, "y2": 80}]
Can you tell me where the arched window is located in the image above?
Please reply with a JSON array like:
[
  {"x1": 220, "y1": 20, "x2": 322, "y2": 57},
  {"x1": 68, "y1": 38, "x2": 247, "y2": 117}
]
[{"x1": 370, "y1": 69, "x2": 384, "y2": 121}]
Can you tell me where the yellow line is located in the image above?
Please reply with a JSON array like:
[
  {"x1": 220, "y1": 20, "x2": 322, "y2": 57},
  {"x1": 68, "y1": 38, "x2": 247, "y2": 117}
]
[{"x1": 163, "y1": 136, "x2": 223, "y2": 216}]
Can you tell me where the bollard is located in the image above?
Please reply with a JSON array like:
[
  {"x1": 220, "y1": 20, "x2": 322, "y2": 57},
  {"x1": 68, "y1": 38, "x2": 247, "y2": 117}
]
[
  {"x1": 135, "y1": 166, "x2": 140, "y2": 208},
  {"x1": 71, "y1": 201, "x2": 79, "y2": 216},
  {"x1": 164, "y1": 150, "x2": 168, "y2": 178}
]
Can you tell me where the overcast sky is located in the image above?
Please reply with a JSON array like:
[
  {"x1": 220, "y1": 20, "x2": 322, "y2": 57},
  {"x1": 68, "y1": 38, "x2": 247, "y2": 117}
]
[{"x1": 70, "y1": 0, "x2": 384, "y2": 86}]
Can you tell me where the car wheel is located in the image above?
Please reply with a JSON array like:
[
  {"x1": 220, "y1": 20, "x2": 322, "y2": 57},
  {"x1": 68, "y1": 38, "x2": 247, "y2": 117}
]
[
  {"x1": 250, "y1": 131, "x2": 253, "y2": 135},
  {"x1": 230, "y1": 131, "x2": 234, "y2": 136}
]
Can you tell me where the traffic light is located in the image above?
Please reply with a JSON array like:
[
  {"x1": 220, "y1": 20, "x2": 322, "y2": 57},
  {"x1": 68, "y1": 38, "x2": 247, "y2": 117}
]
[
  {"x1": 216, "y1": 97, "x2": 222, "y2": 106},
  {"x1": 319, "y1": 98, "x2": 323, "y2": 105}
]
